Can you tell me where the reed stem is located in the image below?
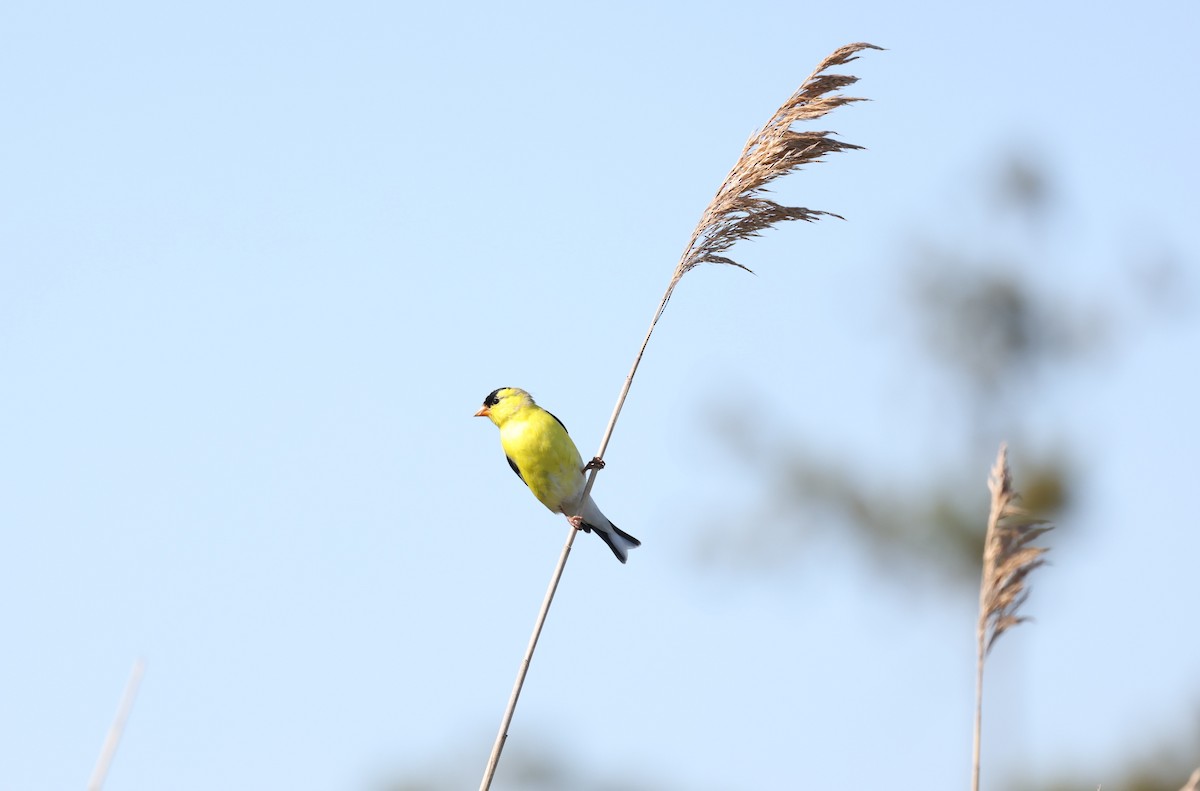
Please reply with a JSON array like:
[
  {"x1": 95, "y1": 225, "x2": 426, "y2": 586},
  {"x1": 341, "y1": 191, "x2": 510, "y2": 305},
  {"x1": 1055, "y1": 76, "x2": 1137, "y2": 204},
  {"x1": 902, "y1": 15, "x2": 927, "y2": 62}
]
[
  {"x1": 477, "y1": 42, "x2": 875, "y2": 789},
  {"x1": 478, "y1": 287, "x2": 671, "y2": 791},
  {"x1": 479, "y1": 526, "x2": 577, "y2": 791},
  {"x1": 87, "y1": 659, "x2": 145, "y2": 791}
]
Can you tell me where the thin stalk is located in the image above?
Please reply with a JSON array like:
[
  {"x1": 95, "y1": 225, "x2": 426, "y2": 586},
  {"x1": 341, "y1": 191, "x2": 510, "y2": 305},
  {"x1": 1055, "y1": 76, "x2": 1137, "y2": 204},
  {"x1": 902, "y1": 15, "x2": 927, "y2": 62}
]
[
  {"x1": 88, "y1": 659, "x2": 145, "y2": 791},
  {"x1": 479, "y1": 525, "x2": 577, "y2": 791},
  {"x1": 973, "y1": 474, "x2": 998, "y2": 791},
  {"x1": 971, "y1": 625, "x2": 985, "y2": 791},
  {"x1": 578, "y1": 282, "x2": 676, "y2": 505},
  {"x1": 478, "y1": 287, "x2": 672, "y2": 791}
]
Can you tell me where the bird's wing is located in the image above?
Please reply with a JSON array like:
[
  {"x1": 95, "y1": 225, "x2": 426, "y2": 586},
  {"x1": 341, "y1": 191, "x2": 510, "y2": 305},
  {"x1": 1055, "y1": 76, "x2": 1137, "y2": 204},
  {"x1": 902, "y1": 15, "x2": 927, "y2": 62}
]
[
  {"x1": 506, "y1": 454, "x2": 525, "y2": 484},
  {"x1": 545, "y1": 411, "x2": 568, "y2": 433}
]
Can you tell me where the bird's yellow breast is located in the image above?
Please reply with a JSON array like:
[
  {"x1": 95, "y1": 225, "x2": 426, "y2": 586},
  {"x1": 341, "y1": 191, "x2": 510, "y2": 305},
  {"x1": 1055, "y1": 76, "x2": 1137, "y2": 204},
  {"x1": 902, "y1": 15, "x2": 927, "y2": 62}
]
[{"x1": 499, "y1": 407, "x2": 584, "y2": 513}]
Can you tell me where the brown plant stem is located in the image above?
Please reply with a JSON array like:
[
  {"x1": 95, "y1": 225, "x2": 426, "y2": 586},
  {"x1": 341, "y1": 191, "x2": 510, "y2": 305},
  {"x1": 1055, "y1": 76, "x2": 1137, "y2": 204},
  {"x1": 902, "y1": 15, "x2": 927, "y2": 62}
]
[
  {"x1": 478, "y1": 42, "x2": 876, "y2": 790},
  {"x1": 972, "y1": 621, "x2": 986, "y2": 791},
  {"x1": 478, "y1": 292, "x2": 669, "y2": 791},
  {"x1": 479, "y1": 525, "x2": 577, "y2": 791}
]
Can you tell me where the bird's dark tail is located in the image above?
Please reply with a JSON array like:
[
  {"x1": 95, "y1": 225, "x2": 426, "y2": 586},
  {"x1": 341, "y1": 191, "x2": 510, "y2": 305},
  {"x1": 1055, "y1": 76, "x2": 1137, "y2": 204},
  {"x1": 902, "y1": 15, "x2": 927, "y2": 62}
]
[
  {"x1": 591, "y1": 521, "x2": 641, "y2": 564},
  {"x1": 578, "y1": 496, "x2": 640, "y2": 563}
]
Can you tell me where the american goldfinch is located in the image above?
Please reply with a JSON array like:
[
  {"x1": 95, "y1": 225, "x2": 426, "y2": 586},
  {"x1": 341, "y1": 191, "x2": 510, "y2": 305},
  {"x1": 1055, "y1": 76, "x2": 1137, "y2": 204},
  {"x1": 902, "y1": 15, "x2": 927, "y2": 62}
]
[{"x1": 475, "y1": 387, "x2": 641, "y2": 563}]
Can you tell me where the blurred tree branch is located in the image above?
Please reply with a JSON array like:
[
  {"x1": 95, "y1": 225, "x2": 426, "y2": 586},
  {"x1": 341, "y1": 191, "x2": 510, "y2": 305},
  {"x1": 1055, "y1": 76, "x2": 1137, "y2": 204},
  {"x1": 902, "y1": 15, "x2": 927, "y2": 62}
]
[
  {"x1": 697, "y1": 149, "x2": 1195, "y2": 791},
  {"x1": 700, "y1": 149, "x2": 1184, "y2": 581}
]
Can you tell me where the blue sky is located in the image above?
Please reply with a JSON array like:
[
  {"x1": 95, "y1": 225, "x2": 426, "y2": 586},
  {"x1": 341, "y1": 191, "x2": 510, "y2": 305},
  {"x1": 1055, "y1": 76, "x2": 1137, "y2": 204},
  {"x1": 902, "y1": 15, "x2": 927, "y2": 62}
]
[{"x1": 2, "y1": 1, "x2": 1198, "y2": 789}]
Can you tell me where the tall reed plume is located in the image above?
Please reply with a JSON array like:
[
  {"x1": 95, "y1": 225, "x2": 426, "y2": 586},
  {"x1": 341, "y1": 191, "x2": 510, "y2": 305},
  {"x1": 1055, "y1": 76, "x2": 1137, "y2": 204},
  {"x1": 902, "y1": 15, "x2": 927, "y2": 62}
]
[
  {"x1": 672, "y1": 42, "x2": 881, "y2": 283},
  {"x1": 479, "y1": 42, "x2": 879, "y2": 791},
  {"x1": 972, "y1": 443, "x2": 1053, "y2": 791}
]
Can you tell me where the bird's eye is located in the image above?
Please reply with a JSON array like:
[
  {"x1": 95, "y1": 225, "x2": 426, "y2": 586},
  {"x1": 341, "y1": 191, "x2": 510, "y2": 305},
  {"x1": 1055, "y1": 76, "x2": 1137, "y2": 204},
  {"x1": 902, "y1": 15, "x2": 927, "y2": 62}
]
[{"x1": 483, "y1": 388, "x2": 505, "y2": 408}]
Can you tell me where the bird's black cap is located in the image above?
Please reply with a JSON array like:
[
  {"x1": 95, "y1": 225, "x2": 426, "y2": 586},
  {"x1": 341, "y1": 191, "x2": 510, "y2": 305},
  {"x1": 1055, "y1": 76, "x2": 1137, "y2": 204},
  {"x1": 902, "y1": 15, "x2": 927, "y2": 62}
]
[{"x1": 482, "y1": 388, "x2": 509, "y2": 408}]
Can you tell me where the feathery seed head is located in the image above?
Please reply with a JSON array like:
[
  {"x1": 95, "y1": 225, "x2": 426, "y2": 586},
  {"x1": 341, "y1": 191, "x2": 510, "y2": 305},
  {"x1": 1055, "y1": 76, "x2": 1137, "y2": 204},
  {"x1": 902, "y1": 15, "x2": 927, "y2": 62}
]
[
  {"x1": 670, "y1": 42, "x2": 880, "y2": 286},
  {"x1": 978, "y1": 443, "x2": 1053, "y2": 655}
]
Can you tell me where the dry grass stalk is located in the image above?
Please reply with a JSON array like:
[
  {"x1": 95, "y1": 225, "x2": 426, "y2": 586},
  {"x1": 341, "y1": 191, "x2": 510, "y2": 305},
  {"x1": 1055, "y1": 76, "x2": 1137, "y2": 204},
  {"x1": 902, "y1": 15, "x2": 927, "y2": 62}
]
[
  {"x1": 479, "y1": 43, "x2": 877, "y2": 791},
  {"x1": 971, "y1": 444, "x2": 1053, "y2": 791},
  {"x1": 88, "y1": 659, "x2": 146, "y2": 791},
  {"x1": 1181, "y1": 768, "x2": 1200, "y2": 791}
]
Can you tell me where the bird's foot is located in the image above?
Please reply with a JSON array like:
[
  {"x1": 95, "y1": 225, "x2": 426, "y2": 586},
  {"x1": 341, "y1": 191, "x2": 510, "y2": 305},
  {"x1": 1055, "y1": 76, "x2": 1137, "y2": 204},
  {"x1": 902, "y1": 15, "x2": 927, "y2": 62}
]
[
  {"x1": 582, "y1": 457, "x2": 606, "y2": 473},
  {"x1": 568, "y1": 514, "x2": 589, "y2": 532}
]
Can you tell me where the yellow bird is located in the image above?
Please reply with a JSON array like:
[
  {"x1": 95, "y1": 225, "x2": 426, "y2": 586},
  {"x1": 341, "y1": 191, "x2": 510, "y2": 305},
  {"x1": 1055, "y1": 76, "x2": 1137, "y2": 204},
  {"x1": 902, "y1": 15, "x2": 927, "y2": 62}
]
[{"x1": 475, "y1": 387, "x2": 641, "y2": 563}]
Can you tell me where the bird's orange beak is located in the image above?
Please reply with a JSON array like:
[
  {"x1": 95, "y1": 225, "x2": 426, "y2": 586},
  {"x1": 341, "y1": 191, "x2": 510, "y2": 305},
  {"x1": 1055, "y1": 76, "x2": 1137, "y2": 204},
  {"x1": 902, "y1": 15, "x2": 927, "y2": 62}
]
[{"x1": 474, "y1": 406, "x2": 490, "y2": 417}]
